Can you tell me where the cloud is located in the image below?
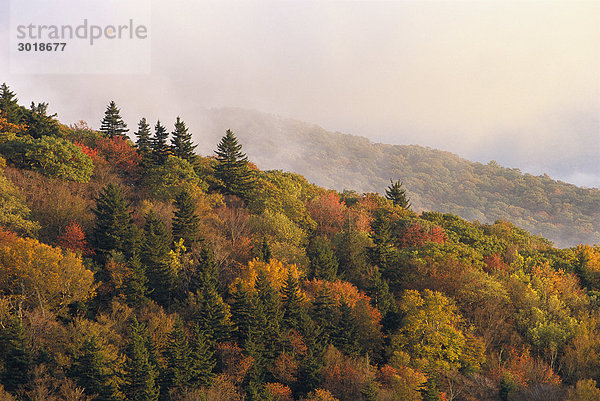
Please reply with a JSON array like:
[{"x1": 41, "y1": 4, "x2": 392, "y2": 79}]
[{"x1": 0, "y1": 0, "x2": 598, "y2": 186}]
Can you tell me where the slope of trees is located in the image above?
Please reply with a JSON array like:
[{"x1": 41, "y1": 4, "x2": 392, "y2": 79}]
[
  {"x1": 201, "y1": 108, "x2": 600, "y2": 247},
  {"x1": 0, "y1": 85, "x2": 600, "y2": 400}
]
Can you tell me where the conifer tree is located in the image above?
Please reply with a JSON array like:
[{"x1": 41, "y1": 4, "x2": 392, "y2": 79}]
[
  {"x1": 70, "y1": 336, "x2": 122, "y2": 401},
  {"x1": 170, "y1": 117, "x2": 197, "y2": 163},
  {"x1": 307, "y1": 236, "x2": 338, "y2": 281},
  {"x1": 135, "y1": 118, "x2": 152, "y2": 156},
  {"x1": 141, "y1": 211, "x2": 174, "y2": 306},
  {"x1": 368, "y1": 213, "x2": 396, "y2": 270},
  {"x1": 361, "y1": 381, "x2": 379, "y2": 401},
  {"x1": 172, "y1": 190, "x2": 200, "y2": 249},
  {"x1": 281, "y1": 270, "x2": 305, "y2": 330},
  {"x1": 297, "y1": 316, "x2": 325, "y2": 395},
  {"x1": 151, "y1": 120, "x2": 170, "y2": 166},
  {"x1": 92, "y1": 183, "x2": 134, "y2": 261},
  {"x1": 125, "y1": 253, "x2": 150, "y2": 307},
  {"x1": 164, "y1": 319, "x2": 191, "y2": 392},
  {"x1": 189, "y1": 324, "x2": 216, "y2": 388},
  {"x1": 193, "y1": 282, "x2": 234, "y2": 344},
  {"x1": 0, "y1": 83, "x2": 21, "y2": 123},
  {"x1": 190, "y1": 246, "x2": 219, "y2": 295},
  {"x1": 385, "y1": 179, "x2": 411, "y2": 210},
  {"x1": 100, "y1": 101, "x2": 128, "y2": 138},
  {"x1": 256, "y1": 237, "x2": 272, "y2": 263},
  {"x1": 230, "y1": 281, "x2": 255, "y2": 345},
  {"x1": 255, "y1": 270, "x2": 282, "y2": 361},
  {"x1": 311, "y1": 287, "x2": 337, "y2": 342},
  {"x1": 213, "y1": 129, "x2": 255, "y2": 200},
  {"x1": 123, "y1": 318, "x2": 159, "y2": 401},
  {"x1": 332, "y1": 300, "x2": 360, "y2": 356},
  {"x1": 0, "y1": 318, "x2": 31, "y2": 393}
]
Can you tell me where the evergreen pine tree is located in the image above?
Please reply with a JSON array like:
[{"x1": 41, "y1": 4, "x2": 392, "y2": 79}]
[
  {"x1": 172, "y1": 190, "x2": 200, "y2": 249},
  {"x1": 190, "y1": 246, "x2": 219, "y2": 295},
  {"x1": 100, "y1": 101, "x2": 129, "y2": 138},
  {"x1": 151, "y1": 120, "x2": 170, "y2": 166},
  {"x1": 296, "y1": 316, "x2": 325, "y2": 395},
  {"x1": 361, "y1": 380, "x2": 379, "y2": 401},
  {"x1": 281, "y1": 270, "x2": 305, "y2": 330},
  {"x1": 213, "y1": 129, "x2": 255, "y2": 200},
  {"x1": 164, "y1": 319, "x2": 192, "y2": 392},
  {"x1": 92, "y1": 183, "x2": 135, "y2": 261},
  {"x1": 311, "y1": 287, "x2": 337, "y2": 342},
  {"x1": 385, "y1": 179, "x2": 411, "y2": 210},
  {"x1": 230, "y1": 281, "x2": 255, "y2": 345},
  {"x1": 256, "y1": 237, "x2": 272, "y2": 263},
  {"x1": 193, "y1": 282, "x2": 234, "y2": 344},
  {"x1": 70, "y1": 336, "x2": 122, "y2": 401},
  {"x1": 189, "y1": 324, "x2": 216, "y2": 388},
  {"x1": 141, "y1": 211, "x2": 175, "y2": 306},
  {"x1": 170, "y1": 117, "x2": 197, "y2": 163},
  {"x1": 368, "y1": 213, "x2": 396, "y2": 270},
  {"x1": 135, "y1": 117, "x2": 152, "y2": 164},
  {"x1": 123, "y1": 318, "x2": 159, "y2": 401},
  {"x1": 367, "y1": 269, "x2": 396, "y2": 319},
  {"x1": 422, "y1": 378, "x2": 442, "y2": 401},
  {"x1": 331, "y1": 300, "x2": 361, "y2": 356},
  {"x1": 125, "y1": 253, "x2": 150, "y2": 307},
  {"x1": 0, "y1": 318, "x2": 31, "y2": 393},
  {"x1": 307, "y1": 236, "x2": 338, "y2": 281},
  {"x1": 255, "y1": 270, "x2": 282, "y2": 361},
  {"x1": 0, "y1": 83, "x2": 20, "y2": 123}
]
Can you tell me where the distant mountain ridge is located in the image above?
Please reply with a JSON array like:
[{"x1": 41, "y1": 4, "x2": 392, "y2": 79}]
[{"x1": 194, "y1": 108, "x2": 600, "y2": 248}]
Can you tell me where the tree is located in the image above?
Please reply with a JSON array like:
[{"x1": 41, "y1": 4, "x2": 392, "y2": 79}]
[
  {"x1": 70, "y1": 336, "x2": 122, "y2": 401},
  {"x1": 0, "y1": 135, "x2": 94, "y2": 182},
  {"x1": 143, "y1": 155, "x2": 202, "y2": 201},
  {"x1": 307, "y1": 236, "x2": 338, "y2": 281},
  {"x1": 188, "y1": 282, "x2": 234, "y2": 344},
  {"x1": 99, "y1": 101, "x2": 128, "y2": 138},
  {"x1": 213, "y1": 129, "x2": 255, "y2": 200},
  {"x1": 172, "y1": 190, "x2": 200, "y2": 249},
  {"x1": 164, "y1": 318, "x2": 192, "y2": 392},
  {"x1": 135, "y1": 118, "x2": 152, "y2": 152},
  {"x1": 57, "y1": 221, "x2": 92, "y2": 256},
  {"x1": 281, "y1": 270, "x2": 305, "y2": 330},
  {"x1": 0, "y1": 235, "x2": 95, "y2": 314},
  {"x1": 385, "y1": 180, "x2": 411, "y2": 210},
  {"x1": 0, "y1": 83, "x2": 20, "y2": 123},
  {"x1": 0, "y1": 159, "x2": 40, "y2": 236},
  {"x1": 189, "y1": 324, "x2": 216, "y2": 388},
  {"x1": 123, "y1": 318, "x2": 159, "y2": 401},
  {"x1": 150, "y1": 120, "x2": 170, "y2": 165},
  {"x1": 392, "y1": 289, "x2": 471, "y2": 373},
  {"x1": 0, "y1": 318, "x2": 32, "y2": 392},
  {"x1": 92, "y1": 184, "x2": 134, "y2": 260},
  {"x1": 141, "y1": 210, "x2": 174, "y2": 306},
  {"x1": 171, "y1": 117, "x2": 197, "y2": 163},
  {"x1": 125, "y1": 253, "x2": 150, "y2": 307},
  {"x1": 94, "y1": 136, "x2": 141, "y2": 175},
  {"x1": 331, "y1": 300, "x2": 360, "y2": 356}
]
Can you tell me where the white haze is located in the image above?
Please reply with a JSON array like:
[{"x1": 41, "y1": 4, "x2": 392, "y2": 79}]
[{"x1": 0, "y1": 0, "x2": 598, "y2": 187}]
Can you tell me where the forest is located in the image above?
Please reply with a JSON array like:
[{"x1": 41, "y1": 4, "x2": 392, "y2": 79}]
[
  {"x1": 199, "y1": 108, "x2": 600, "y2": 248},
  {"x1": 1, "y1": 84, "x2": 600, "y2": 401}
]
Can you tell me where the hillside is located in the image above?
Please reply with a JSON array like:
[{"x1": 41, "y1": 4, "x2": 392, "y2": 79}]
[
  {"x1": 196, "y1": 108, "x2": 600, "y2": 247},
  {"x1": 2, "y1": 87, "x2": 600, "y2": 400}
]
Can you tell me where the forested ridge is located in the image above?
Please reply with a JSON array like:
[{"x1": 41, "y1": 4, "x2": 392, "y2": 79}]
[
  {"x1": 1, "y1": 85, "x2": 600, "y2": 401},
  {"x1": 200, "y1": 108, "x2": 600, "y2": 248}
]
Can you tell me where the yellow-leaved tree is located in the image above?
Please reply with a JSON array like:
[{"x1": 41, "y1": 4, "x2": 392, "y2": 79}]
[{"x1": 0, "y1": 233, "x2": 95, "y2": 314}]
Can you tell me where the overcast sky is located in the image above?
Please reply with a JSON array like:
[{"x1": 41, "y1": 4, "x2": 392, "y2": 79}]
[{"x1": 1, "y1": 0, "x2": 599, "y2": 187}]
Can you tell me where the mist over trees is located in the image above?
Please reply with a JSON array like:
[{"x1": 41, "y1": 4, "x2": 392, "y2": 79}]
[{"x1": 1, "y1": 84, "x2": 600, "y2": 400}]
